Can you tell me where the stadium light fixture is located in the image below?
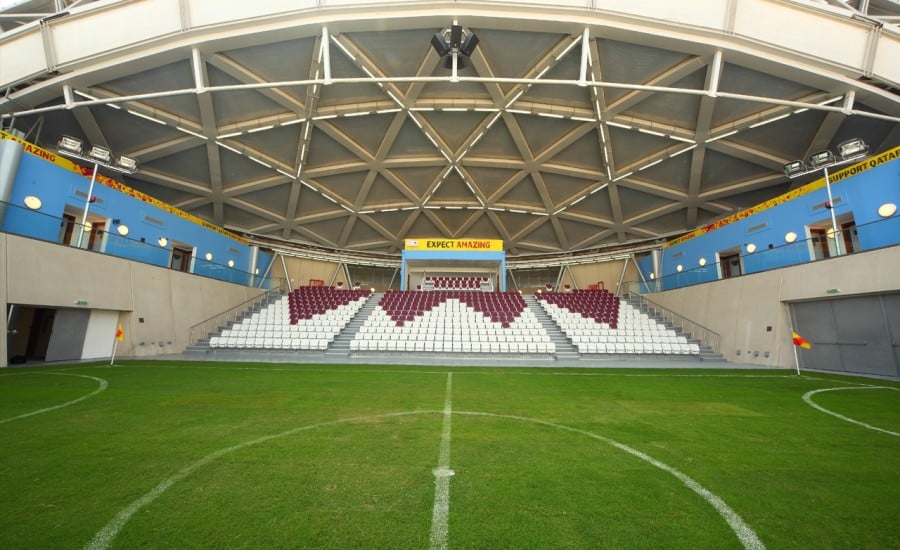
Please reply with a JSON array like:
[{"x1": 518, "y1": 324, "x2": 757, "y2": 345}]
[
  {"x1": 117, "y1": 155, "x2": 138, "y2": 172},
  {"x1": 782, "y1": 138, "x2": 870, "y2": 257},
  {"x1": 808, "y1": 150, "x2": 835, "y2": 169},
  {"x1": 58, "y1": 135, "x2": 83, "y2": 155},
  {"x1": 57, "y1": 138, "x2": 139, "y2": 248},
  {"x1": 88, "y1": 145, "x2": 112, "y2": 163},
  {"x1": 783, "y1": 160, "x2": 806, "y2": 178},
  {"x1": 836, "y1": 138, "x2": 869, "y2": 160}
]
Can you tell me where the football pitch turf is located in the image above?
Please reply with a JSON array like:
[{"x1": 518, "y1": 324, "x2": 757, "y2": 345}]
[{"x1": 1, "y1": 361, "x2": 898, "y2": 549}]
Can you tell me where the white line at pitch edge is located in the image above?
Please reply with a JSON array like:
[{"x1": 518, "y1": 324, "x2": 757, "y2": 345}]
[
  {"x1": 802, "y1": 386, "x2": 900, "y2": 436},
  {"x1": 0, "y1": 373, "x2": 108, "y2": 424},
  {"x1": 429, "y1": 373, "x2": 454, "y2": 550}
]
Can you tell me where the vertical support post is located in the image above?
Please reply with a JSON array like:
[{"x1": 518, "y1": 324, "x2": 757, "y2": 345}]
[
  {"x1": 631, "y1": 253, "x2": 650, "y2": 295},
  {"x1": 279, "y1": 254, "x2": 292, "y2": 292},
  {"x1": 248, "y1": 245, "x2": 259, "y2": 287},
  {"x1": 257, "y1": 257, "x2": 274, "y2": 289},
  {"x1": 578, "y1": 28, "x2": 590, "y2": 86},
  {"x1": 554, "y1": 266, "x2": 565, "y2": 292},
  {"x1": 76, "y1": 162, "x2": 99, "y2": 248},
  {"x1": 824, "y1": 166, "x2": 842, "y2": 256},
  {"x1": 616, "y1": 256, "x2": 630, "y2": 297},
  {"x1": 343, "y1": 262, "x2": 352, "y2": 289},
  {"x1": 507, "y1": 268, "x2": 519, "y2": 292},
  {"x1": 0, "y1": 139, "x2": 24, "y2": 227},
  {"x1": 387, "y1": 266, "x2": 399, "y2": 291},
  {"x1": 322, "y1": 26, "x2": 332, "y2": 84}
]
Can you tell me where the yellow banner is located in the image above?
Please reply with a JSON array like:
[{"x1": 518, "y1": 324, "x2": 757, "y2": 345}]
[
  {"x1": 1, "y1": 130, "x2": 248, "y2": 244},
  {"x1": 405, "y1": 238, "x2": 504, "y2": 251},
  {"x1": 666, "y1": 145, "x2": 900, "y2": 248}
]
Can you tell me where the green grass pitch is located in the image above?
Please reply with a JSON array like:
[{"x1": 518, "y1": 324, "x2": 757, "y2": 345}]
[{"x1": 1, "y1": 361, "x2": 898, "y2": 549}]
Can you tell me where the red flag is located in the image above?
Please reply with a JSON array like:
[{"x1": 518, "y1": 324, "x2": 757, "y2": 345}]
[
  {"x1": 115, "y1": 323, "x2": 124, "y2": 341},
  {"x1": 792, "y1": 331, "x2": 811, "y2": 349}
]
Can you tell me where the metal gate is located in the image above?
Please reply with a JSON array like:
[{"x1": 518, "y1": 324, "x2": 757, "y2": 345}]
[{"x1": 790, "y1": 293, "x2": 900, "y2": 378}]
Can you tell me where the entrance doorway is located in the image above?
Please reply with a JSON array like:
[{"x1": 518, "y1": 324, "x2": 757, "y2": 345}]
[
  {"x1": 7, "y1": 306, "x2": 55, "y2": 363},
  {"x1": 717, "y1": 249, "x2": 743, "y2": 279}
]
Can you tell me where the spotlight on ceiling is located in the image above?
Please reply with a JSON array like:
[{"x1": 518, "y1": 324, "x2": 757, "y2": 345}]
[
  {"x1": 58, "y1": 135, "x2": 84, "y2": 156},
  {"x1": 431, "y1": 24, "x2": 479, "y2": 70},
  {"x1": 88, "y1": 145, "x2": 113, "y2": 163},
  {"x1": 836, "y1": 137, "x2": 870, "y2": 161},
  {"x1": 116, "y1": 155, "x2": 139, "y2": 173},
  {"x1": 808, "y1": 149, "x2": 836, "y2": 169},
  {"x1": 783, "y1": 160, "x2": 807, "y2": 178}
]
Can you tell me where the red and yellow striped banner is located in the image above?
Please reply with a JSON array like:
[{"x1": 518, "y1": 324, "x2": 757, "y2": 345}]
[{"x1": 1, "y1": 130, "x2": 248, "y2": 244}]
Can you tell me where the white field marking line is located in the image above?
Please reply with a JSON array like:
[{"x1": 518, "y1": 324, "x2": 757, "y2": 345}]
[
  {"x1": 86, "y1": 407, "x2": 767, "y2": 549},
  {"x1": 429, "y1": 373, "x2": 454, "y2": 550},
  {"x1": 0, "y1": 373, "x2": 108, "y2": 424},
  {"x1": 456, "y1": 411, "x2": 766, "y2": 550},
  {"x1": 85, "y1": 410, "x2": 441, "y2": 550},
  {"x1": 52, "y1": 363, "x2": 810, "y2": 380},
  {"x1": 802, "y1": 386, "x2": 900, "y2": 437}
]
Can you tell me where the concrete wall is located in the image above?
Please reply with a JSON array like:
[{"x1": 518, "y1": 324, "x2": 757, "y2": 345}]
[
  {"x1": 2, "y1": 234, "x2": 266, "y2": 366},
  {"x1": 569, "y1": 260, "x2": 639, "y2": 293},
  {"x1": 282, "y1": 257, "x2": 345, "y2": 289},
  {"x1": 646, "y1": 246, "x2": 900, "y2": 368}
]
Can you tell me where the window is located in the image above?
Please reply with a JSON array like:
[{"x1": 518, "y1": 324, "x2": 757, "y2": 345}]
[
  {"x1": 807, "y1": 213, "x2": 856, "y2": 260},
  {"x1": 170, "y1": 244, "x2": 194, "y2": 272},
  {"x1": 717, "y1": 249, "x2": 743, "y2": 279}
]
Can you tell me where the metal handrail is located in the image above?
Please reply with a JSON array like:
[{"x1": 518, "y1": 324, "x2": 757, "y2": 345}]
[
  {"x1": 188, "y1": 287, "x2": 283, "y2": 346},
  {"x1": 625, "y1": 292, "x2": 720, "y2": 355}
]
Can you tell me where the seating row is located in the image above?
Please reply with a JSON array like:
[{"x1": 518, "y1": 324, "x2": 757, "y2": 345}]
[
  {"x1": 209, "y1": 336, "x2": 331, "y2": 350},
  {"x1": 350, "y1": 340, "x2": 556, "y2": 353},
  {"x1": 579, "y1": 342, "x2": 699, "y2": 354}
]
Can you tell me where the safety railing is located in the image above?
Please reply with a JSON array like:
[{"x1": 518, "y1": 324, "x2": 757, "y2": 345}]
[
  {"x1": 0, "y1": 199, "x2": 283, "y2": 290},
  {"x1": 624, "y1": 291, "x2": 720, "y2": 355},
  {"x1": 188, "y1": 285, "x2": 286, "y2": 346}
]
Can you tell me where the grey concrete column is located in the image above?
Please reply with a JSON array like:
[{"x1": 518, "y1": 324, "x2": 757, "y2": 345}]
[{"x1": 0, "y1": 139, "x2": 24, "y2": 226}]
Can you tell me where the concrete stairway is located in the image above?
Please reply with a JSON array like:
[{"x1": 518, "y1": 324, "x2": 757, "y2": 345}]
[
  {"x1": 523, "y1": 295, "x2": 580, "y2": 361},
  {"x1": 184, "y1": 291, "x2": 283, "y2": 356},
  {"x1": 326, "y1": 292, "x2": 382, "y2": 357},
  {"x1": 624, "y1": 294, "x2": 726, "y2": 361}
]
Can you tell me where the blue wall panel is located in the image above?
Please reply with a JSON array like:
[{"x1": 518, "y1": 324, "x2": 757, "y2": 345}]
[
  {"x1": 642, "y1": 153, "x2": 899, "y2": 289},
  {"x1": 3, "y1": 149, "x2": 263, "y2": 287}
]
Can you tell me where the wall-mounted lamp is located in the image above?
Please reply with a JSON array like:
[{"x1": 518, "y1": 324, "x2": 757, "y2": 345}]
[
  {"x1": 83, "y1": 221, "x2": 93, "y2": 232},
  {"x1": 698, "y1": 257, "x2": 707, "y2": 266},
  {"x1": 878, "y1": 203, "x2": 897, "y2": 218},
  {"x1": 676, "y1": 264, "x2": 683, "y2": 272},
  {"x1": 158, "y1": 237, "x2": 168, "y2": 247},
  {"x1": 784, "y1": 231, "x2": 797, "y2": 243},
  {"x1": 227, "y1": 259, "x2": 235, "y2": 268},
  {"x1": 649, "y1": 273, "x2": 655, "y2": 280},
  {"x1": 745, "y1": 243, "x2": 757, "y2": 253},
  {"x1": 23, "y1": 195, "x2": 42, "y2": 210},
  {"x1": 826, "y1": 227, "x2": 836, "y2": 240},
  {"x1": 116, "y1": 224, "x2": 129, "y2": 236},
  {"x1": 205, "y1": 252, "x2": 213, "y2": 261}
]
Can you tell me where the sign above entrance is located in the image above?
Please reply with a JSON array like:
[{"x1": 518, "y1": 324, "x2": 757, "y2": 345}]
[{"x1": 405, "y1": 238, "x2": 503, "y2": 251}]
